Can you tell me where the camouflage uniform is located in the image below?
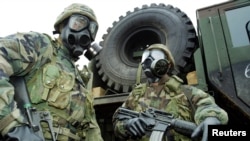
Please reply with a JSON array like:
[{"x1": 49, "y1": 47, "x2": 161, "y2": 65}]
[
  {"x1": 112, "y1": 45, "x2": 228, "y2": 141},
  {"x1": 0, "y1": 3, "x2": 103, "y2": 141}
]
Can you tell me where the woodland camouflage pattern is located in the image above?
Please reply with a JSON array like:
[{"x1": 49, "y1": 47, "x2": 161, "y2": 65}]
[
  {"x1": 54, "y1": 3, "x2": 98, "y2": 33},
  {"x1": 113, "y1": 75, "x2": 228, "y2": 141},
  {"x1": 0, "y1": 31, "x2": 103, "y2": 141}
]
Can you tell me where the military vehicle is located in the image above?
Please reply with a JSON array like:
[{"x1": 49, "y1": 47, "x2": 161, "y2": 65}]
[{"x1": 83, "y1": 0, "x2": 250, "y2": 140}]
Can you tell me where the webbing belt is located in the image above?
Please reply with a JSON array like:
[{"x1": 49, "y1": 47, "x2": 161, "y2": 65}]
[{"x1": 54, "y1": 127, "x2": 81, "y2": 140}]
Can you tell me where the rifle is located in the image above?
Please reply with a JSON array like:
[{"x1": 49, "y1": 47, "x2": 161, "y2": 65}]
[
  {"x1": 117, "y1": 107, "x2": 197, "y2": 141},
  {"x1": 9, "y1": 76, "x2": 56, "y2": 141}
]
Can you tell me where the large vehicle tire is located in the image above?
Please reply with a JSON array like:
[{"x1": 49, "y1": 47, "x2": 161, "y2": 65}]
[{"x1": 95, "y1": 3, "x2": 197, "y2": 93}]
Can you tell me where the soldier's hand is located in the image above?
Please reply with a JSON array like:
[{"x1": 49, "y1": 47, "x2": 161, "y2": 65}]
[
  {"x1": 191, "y1": 117, "x2": 221, "y2": 141},
  {"x1": 125, "y1": 117, "x2": 147, "y2": 139}
]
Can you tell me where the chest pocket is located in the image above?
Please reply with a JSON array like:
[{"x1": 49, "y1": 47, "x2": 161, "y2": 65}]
[{"x1": 42, "y1": 64, "x2": 75, "y2": 109}]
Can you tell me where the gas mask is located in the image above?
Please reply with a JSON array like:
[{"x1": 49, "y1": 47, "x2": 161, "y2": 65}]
[
  {"x1": 61, "y1": 14, "x2": 98, "y2": 59},
  {"x1": 141, "y1": 49, "x2": 171, "y2": 83}
]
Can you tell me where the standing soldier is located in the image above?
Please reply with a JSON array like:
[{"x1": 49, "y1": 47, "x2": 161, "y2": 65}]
[
  {"x1": 112, "y1": 44, "x2": 228, "y2": 141},
  {"x1": 0, "y1": 3, "x2": 103, "y2": 141}
]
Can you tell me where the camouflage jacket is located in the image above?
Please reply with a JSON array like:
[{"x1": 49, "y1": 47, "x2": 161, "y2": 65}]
[
  {"x1": 0, "y1": 31, "x2": 103, "y2": 141},
  {"x1": 112, "y1": 75, "x2": 228, "y2": 141}
]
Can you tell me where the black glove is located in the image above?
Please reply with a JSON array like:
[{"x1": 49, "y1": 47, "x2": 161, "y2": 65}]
[
  {"x1": 5, "y1": 125, "x2": 43, "y2": 141},
  {"x1": 124, "y1": 117, "x2": 148, "y2": 139},
  {"x1": 191, "y1": 117, "x2": 221, "y2": 141}
]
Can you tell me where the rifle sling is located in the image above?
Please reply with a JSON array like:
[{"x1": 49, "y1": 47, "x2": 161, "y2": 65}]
[{"x1": 135, "y1": 63, "x2": 143, "y2": 87}]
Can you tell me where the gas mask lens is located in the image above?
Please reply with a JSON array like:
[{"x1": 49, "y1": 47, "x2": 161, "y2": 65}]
[
  {"x1": 89, "y1": 22, "x2": 98, "y2": 40},
  {"x1": 69, "y1": 15, "x2": 89, "y2": 31},
  {"x1": 150, "y1": 49, "x2": 165, "y2": 61}
]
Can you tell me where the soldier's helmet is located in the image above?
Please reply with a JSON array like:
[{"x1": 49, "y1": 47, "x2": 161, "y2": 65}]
[
  {"x1": 146, "y1": 44, "x2": 175, "y2": 70},
  {"x1": 54, "y1": 3, "x2": 98, "y2": 33}
]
